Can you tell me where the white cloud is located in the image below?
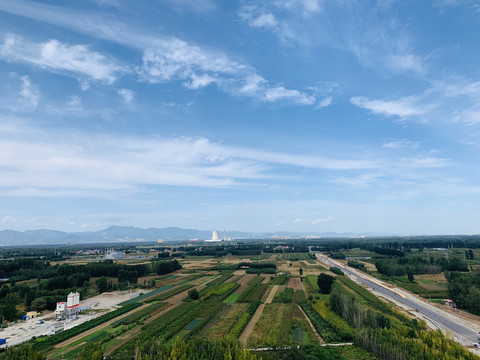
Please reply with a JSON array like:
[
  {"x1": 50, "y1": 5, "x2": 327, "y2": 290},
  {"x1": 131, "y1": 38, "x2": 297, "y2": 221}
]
[
  {"x1": 400, "y1": 157, "x2": 449, "y2": 168},
  {"x1": 453, "y1": 109, "x2": 480, "y2": 125},
  {"x1": 161, "y1": 0, "x2": 217, "y2": 14},
  {"x1": 19, "y1": 75, "x2": 40, "y2": 108},
  {"x1": 332, "y1": 173, "x2": 381, "y2": 188},
  {"x1": 315, "y1": 96, "x2": 332, "y2": 109},
  {"x1": 294, "y1": 216, "x2": 333, "y2": 225},
  {"x1": 138, "y1": 37, "x2": 315, "y2": 105},
  {"x1": 0, "y1": 122, "x2": 381, "y2": 197},
  {"x1": 67, "y1": 95, "x2": 81, "y2": 108},
  {"x1": 117, "y1": 88, "x2": 134, "y2": 104},
  {"x1": 262, "y1": 86, "x2": 315, "y2": 105},
  {"x1": 381, "y1": 139, "x2": 419, "y2": 149},
  {"x1": 239, "y1": 6, "x2": 278, "y2": 29},
  {"x1": 0, "y1": 34, "x2": 125, "y2": 83},
  {"x1": 79, "y1": 79, "x2": 90, "y2": 91},
  {"x1": 350, "y1": 96, "x2": 427, "y2": 119},
  {"x1": 1, "y1": 216, "x2": 17, "y2": 224},
  {"x1": 275, "y1": 0, "x2": 323, "y2": 16},
  {"x1": 183, "y1": 74, "x2": 218, "y2": 90},
  {"x1": 0, "y1": 1, "x2": 314, "y2": 106},
  {"x1": 385, "y1": 53, "x2": 424, "y2": 74},
  {"x1": 432, "y1": 78, "x2": 480, "y2": 98}
]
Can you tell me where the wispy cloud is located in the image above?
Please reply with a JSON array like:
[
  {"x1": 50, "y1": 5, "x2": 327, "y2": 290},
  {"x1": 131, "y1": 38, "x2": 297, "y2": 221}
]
[
  {"x1": 238, "y1": 6, "x2": 278, "y2": 30},
  {"x1": 19, "y1": 75, "x2": 40, "y2": 108},
  {"x1": 350, "y1": 96, "x2": 428, "y2": 119},
  {"x1": 161, "y1": 0, "x2": 217, "y2": 14},
  {"x1": 138, "y1": 38, "x2": 316, "y2": 105},
  {"x1": 0, "y1": 1, "x2": 314, "y2": 106},
  {"x1": 332, "y1": 173, "x2": 382, "y2": 188},
  {"x1": 117, "y1": 89, "x2": 134, "y2": 104},
  {"x1": 0, "y1": 34, "x2": 125, "y2": 83},
  {"x1": 381, "y1": 139, "x2": 419, "y2": 149},
  {"x1": 294, "y1": 216, "x2": 333, "y2": 225},
  {"x1": 399, "y1": 157, "x2": 449, "y2": 168},
  {"x1": 238, "y1": 1, "x2": 425, "y2": 75},
  {"x1": 0, "y1": 121, "x2": 379, "y2": 197}
]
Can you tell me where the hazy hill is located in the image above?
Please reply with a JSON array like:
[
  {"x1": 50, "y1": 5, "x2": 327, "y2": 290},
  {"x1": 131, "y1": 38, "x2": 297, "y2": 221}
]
[{"x1": 0, "y1": 226, "x2": 398, "y2": 246}]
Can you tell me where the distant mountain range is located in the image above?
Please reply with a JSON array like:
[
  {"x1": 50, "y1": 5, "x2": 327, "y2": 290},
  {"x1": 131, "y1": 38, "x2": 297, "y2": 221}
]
[{"x1": 0, "y1": 226, "x2": 400, "y2": 246}]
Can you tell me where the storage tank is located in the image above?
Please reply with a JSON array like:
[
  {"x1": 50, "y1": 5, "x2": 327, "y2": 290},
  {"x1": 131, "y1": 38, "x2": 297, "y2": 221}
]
[
  {"x1": 67, "y1": 293, "x2": 75, "y2": 308},
  {"x1": 74, "y1": 292, "x2": 80, "y2": 306}
]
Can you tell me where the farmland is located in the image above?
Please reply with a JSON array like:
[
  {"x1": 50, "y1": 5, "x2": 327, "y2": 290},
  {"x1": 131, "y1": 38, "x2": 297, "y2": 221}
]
[{"x1": 2, "y1": 239, "x2": 480, "y2": 359}]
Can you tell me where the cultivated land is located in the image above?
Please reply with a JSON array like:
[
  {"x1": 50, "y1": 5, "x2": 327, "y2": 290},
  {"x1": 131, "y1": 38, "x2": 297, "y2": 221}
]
[{"x1": 2, "y1": 240, "x2": 480, "y2": 360}]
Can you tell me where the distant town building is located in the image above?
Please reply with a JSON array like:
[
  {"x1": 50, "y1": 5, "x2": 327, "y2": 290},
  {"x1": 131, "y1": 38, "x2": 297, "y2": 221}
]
[
  {"x1": 105, "y1": 248, "x2": 125, "y2": 260},
  {"x1": 157, "y1": 239, "x2": 164, "y2": 244}
]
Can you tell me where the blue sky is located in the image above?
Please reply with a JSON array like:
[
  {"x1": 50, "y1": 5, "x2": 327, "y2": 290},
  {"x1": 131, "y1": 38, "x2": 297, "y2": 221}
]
[{"x1": 1, "y1": 0, "x2": 480, "y2": 235}]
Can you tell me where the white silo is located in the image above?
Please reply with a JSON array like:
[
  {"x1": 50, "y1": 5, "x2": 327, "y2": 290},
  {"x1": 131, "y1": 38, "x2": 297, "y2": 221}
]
[
  {"x1": 212, "y1": 230, "x2": 219, "y2": 241},
  {"x1": 67, "y1": 293, "x2": 75, "y2": 309}
]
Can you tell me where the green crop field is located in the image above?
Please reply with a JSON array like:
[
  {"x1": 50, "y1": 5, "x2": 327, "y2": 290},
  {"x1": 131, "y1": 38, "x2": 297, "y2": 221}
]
[
  {"x1": 246, "y1": 303, "x2": 318, "y2": 348},
  {"x1": 223, "y1": 292, "x2": 240, "y2": 304}
]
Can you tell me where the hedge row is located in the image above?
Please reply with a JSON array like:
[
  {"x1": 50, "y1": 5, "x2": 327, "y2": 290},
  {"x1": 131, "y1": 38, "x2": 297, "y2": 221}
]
[
  {"x1": 301, "y1": 303, "x2": 342, "y2": 343},
  {"x1": 112, "y1": 301, "x2": 167, "y2": 327},
  {"x1": 200, "y1": 282, "x2": 239, "y2": 301},
  {"x1": 145, "y1": 283, "x2": 193, "y2": 303}
]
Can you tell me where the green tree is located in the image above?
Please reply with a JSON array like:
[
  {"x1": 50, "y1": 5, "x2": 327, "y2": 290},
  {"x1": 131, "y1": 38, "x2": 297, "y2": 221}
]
[
  {"x1": 299, "y1": 268, "x2": 303, "y2": 276},
  {"x1": 469, "y1": 249, "x2": 474, "y2": 260},
  {"x1": 407, "y1": 270, "x2": 414, "y2": 282},
  {"x1": 96, "y1": 276, "x2": 108, "y2": 294},
  {"x1": 31, "y1": 297, "x2": 47, "y2": 312},
  {"x1": 77, "y1": 342, "x2": 104, "y2": 360},
  {"x1": 317, "y1": 273, "x2": 335, "y2": 294},
  {"x1": 0, "y1": 345, "x2": 44, "y2": 360},
  {"x1": 188, "y1": 288, "x2": 199, "y2": 300}
]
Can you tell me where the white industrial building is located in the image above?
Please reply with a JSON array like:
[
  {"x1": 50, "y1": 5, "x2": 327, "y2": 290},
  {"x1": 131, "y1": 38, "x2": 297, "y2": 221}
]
[
  {"x1": 105, "y1": 248, "x2": 125, "y2": 259},
  {"x1": 204, "y1": 230, "x2": 220, "y2": 242},
  {"x1": 55, "y1": 292, "x2": 80, "y2": 321}
]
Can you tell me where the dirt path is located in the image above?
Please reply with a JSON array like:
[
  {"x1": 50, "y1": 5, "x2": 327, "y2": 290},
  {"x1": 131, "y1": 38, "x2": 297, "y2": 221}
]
[
  {"x1": 239, "y1": 285, "x2": 279, "y2": 344},
  {"x1": 298, "y1": 304, "x2": 324, "y2": 344},
  {"x1": 265, "y1": 285, "x2": 278, "y2": 304}
]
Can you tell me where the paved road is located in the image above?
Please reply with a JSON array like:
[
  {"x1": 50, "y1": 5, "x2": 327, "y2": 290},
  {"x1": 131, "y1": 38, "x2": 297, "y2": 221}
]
[{"x1": 315, "y1": 253, "x2": 480, "y2": 347}]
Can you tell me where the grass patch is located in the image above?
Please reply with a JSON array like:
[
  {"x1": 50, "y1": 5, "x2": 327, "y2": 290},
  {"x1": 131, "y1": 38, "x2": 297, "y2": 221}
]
[
  {"x1": 305, "y1": 275, "x2": 319, "y2": 294},
  {"x1": 224, "y1": 293, "x2": 240, "y2": 304}
]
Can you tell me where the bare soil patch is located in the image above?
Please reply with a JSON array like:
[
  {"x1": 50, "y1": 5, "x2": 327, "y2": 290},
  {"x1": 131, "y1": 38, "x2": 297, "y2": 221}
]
[
  {"x1": 418, "y1": 282, "x2": 445, "y2": 291},
  {"x1": 288, "y1": 277, "x2": 305, "y2": 292},
  {"x1": 232, "y1": 274, "x2": 256, "y2": 294}
]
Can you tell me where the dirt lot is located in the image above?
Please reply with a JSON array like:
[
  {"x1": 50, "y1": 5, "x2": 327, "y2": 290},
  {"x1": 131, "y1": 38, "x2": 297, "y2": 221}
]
[
  {"x1": 288, "y1": 277, "x2": 306, "y2": 292},
  {"x1": 229, "y1": 274, "x2": 256, "y2": 294},
  {"x1": 180, "y1": 257, "x2": 217, "y2": 269},
  {"x1": 0, "y1": 290, "x2": 142, "y2": 349},
  {"x1": 81, "y1": 290, "x2": 142, "y2": 309}
]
